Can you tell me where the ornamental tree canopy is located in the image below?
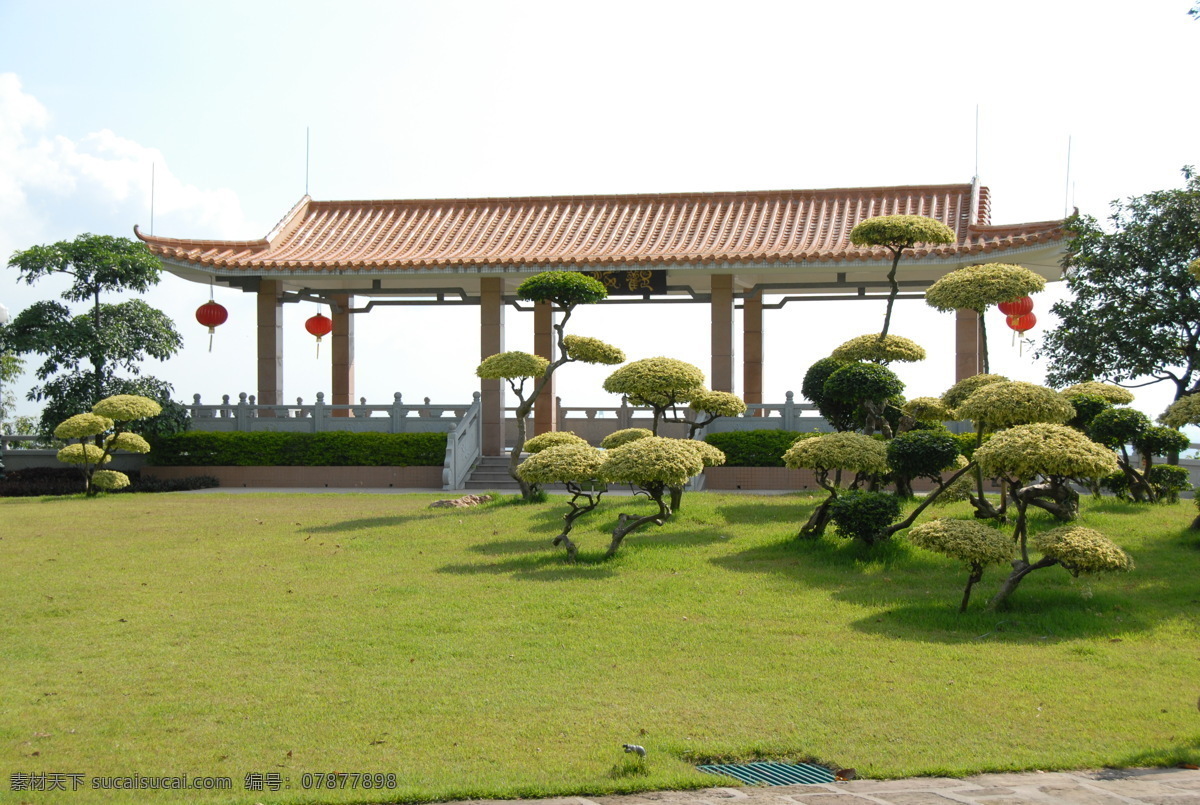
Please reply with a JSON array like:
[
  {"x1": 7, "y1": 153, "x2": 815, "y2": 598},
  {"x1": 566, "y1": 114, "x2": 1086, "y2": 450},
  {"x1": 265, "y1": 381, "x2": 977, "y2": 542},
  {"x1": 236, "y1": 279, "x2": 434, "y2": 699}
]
[
  {"x1": 562, "y1": 335, "x2": 625, "y2": 365},
  {"x1": 516, "y1": 271, "x2": 608, "y2": 307},
  {"x1": 849, "y1": 215, "x2": 956, "y2": 251},
  {"x1": 923, "y1": 263, "x2": 1046, "y2": 313},
  {"x1": 1032, "y1": 526, "x2": 1133, "y2": 576},
  {"x1": 908, "y1": 518, "x2": 1014, "y2": 568},
  {"x1": 599, "y1": 428, "x2": 653, "y2": 449},
  {"x1": 522, "y1": 431, "x2": 588, "y2": 454},
  {"x1": 956, "y1": 381, "x2": 1076, "y2": 431},
  {"x1": 600, "y1": 436, "x2": 708, "y2": 487},
  {"x1": 830, "y1": 334, "x2": 927, "y2": 364},
  {"x1": 1161, "y1": 394, "x2": 1200, "y2": 428},
  {"x1": 973, "y1": 423, "x2": 1118, "y2": 481},
  {"x1": 476, "y1": 351, "x2": 550, "y2": 380},
  {"x1": 517, "y1": 443, "x2": 606, "y2": 485},
  {"x1": 783, "y1": 431, "x2": 889, "y2": 475},
  {"x1": 602, "y1": 357, "x2": 705, "y2": 406},
  {"x1": 1058, "y1": 381, "x2": 1136, "y2": 405},
  {"x1": 941, "y1": 373, "x2": 1008, "y2": 410},
  {"x1": 1039, "y1": 168, "x2": 1200, "y2": 400}
]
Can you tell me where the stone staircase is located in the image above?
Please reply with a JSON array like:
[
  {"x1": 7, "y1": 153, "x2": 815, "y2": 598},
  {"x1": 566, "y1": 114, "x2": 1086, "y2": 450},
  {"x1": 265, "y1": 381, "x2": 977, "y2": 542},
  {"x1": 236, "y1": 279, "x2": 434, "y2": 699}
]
[{"x1": 463, "y1": 455, "x2": 521, "y2": 491}]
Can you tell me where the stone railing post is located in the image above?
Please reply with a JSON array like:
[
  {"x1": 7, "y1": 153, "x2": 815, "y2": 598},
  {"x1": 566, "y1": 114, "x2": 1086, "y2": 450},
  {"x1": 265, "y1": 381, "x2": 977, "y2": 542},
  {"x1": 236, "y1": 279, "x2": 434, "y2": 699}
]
[
  {"x1": 618, "y1": 396, "x2": 632, "y2": 428},
  {"x1": 313, "y1": 392, "x2": 327, "y2": 432},
  {"x1": 236, "y1": 393, "x2": 251, "y2": 431},
  {"x1": 389, "y1": 392, "x2": 407, "y2": 433},
  {"x1": 783, "y1": 391, "x2": 796, "y2": 431}
]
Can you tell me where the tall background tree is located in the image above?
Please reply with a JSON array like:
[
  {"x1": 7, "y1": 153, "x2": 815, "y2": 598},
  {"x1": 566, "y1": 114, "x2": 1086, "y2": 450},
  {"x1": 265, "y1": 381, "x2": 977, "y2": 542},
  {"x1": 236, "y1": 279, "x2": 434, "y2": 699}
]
[
  {"x1": 4, "y1": 234, "x2": 185, "y2": 436},
  {"x1": 1039, "y1": 168, "x2": 1200, "y2": 401}
]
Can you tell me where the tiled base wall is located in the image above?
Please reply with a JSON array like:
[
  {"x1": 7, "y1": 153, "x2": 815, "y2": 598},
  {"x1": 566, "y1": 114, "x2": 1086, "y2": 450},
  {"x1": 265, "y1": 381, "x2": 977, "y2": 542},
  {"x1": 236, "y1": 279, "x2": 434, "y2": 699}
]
[{"x1": 142, "y1": 466, "x2": 443, "y2": 488}]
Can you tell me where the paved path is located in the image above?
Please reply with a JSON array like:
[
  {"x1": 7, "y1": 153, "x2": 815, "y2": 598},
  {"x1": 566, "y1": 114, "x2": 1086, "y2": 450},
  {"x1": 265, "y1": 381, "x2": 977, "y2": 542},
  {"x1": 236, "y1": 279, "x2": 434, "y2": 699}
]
[{"x1": 462, "y1": 769, "x2": 1200, "y2": 805}]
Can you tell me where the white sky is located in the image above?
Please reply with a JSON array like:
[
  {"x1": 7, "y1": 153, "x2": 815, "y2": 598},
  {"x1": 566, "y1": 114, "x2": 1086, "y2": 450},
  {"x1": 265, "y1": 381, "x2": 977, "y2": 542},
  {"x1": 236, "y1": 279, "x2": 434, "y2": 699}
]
[{"x1": 1, "y1": 0, "x2": 1198, "y2": 427}]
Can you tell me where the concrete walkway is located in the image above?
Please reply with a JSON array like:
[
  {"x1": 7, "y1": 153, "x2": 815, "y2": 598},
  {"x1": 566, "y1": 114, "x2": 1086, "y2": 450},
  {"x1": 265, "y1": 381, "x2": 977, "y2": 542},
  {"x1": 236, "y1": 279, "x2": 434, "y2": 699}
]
[{"x1": 464, "y1": 768, "x2": 1199, "y2": 805}]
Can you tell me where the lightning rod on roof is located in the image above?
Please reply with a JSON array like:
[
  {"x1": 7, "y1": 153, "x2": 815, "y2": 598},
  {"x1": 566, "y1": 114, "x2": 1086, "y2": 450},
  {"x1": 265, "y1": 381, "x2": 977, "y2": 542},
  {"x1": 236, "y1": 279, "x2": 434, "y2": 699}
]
[
  {"x1": 974, "y1": 104, "x2": 979, "y2": 180},
  {"x1": 150, "y1": 162, "x2": 155, "y2": 236},
  {"x1": 1064, "y1": 135, "x2": 1072, "y2": 218},
  {"x1": 306, "y1": 127, "x2": 310, "y2": 197}
]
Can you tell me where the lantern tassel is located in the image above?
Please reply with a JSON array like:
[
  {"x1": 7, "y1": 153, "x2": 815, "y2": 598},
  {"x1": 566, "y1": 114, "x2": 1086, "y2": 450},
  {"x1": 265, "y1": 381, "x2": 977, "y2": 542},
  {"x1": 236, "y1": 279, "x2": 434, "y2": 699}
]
[{"x1": 208, "y1": 327, "x2": 215, "y2": 353}]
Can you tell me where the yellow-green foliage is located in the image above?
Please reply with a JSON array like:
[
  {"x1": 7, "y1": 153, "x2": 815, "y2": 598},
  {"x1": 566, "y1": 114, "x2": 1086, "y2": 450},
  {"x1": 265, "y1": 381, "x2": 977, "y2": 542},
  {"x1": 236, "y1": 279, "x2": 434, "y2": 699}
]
[
  {"x1": 603, "y1": 358, "x2": 705, "y2": 405},
  {"x1": 516, "y1": 443, "x2": 605, "y2": 484},
  {"x1": 562, "y1": 335, "x2": 625, "y2": 365},
  {"x1": 830, "y1": 333, "x2": 927, "y2": 363},
  {"x1": 1033, "y1": 526, "x2": 1133, "y2": 576},
  {"x1": 680, "y1": 439, "x2": 726, "y2": 468},
  {"x1": 600, "y1": 436, "x2": 706, "y2": 487},
  {"x1": 924, "y1": 263, "x2": 1046, "y2": 312},
  {"x1": 903, "y1": 396, "x2": 953, "y2": 422},
  {"x1": 907, "y1": 518, "x2": 1014, "y2": 567},
  {"x1": 476, "y1": 351, "x2": 549, "y2": 380},
  {"x1": 53, "y1": 413, "x2": 114, "y2": 440},
  {"x1": 600, "y1": 428, "x2": 653, "y2": 449},
  {"x1": 941, "y1": 373, "x2": 1008, "y2": 410},
  {"x1": 1058, "y1": 381, "x2": 1136, "y2": 405},
  {"x1": 92, "y1": 394, "x2": 162, "y2": 422},
  {"x1": 91, "y1": 470, "x2": 130, "y2": 491},
  {"x1": 783, "y1": 431, "x2": 888, "y2": 475},
  {"x1": 106, "y1": 432, "x2": 151, "y2": 454},
  {"x1": 849, "y1": 215, "x2": 956, "y2": 249},
  {"x1": 1159, "y1": 394, "x2": 1200, "y2": 428},
  {"x1": 690, "y1": 389, "x2": 747, "y2": 417},
  {"x1": 56, "y1": 443, "x2": 110, "y2": 465},
  {"x1": 522, "y1": 431, "x2": 587, "y2": 454},
  {"x1": 1189, "y1": 257, "x2": 1200, "y2": 280},
  {"x1": 956, "y1": 381, "x2": 1075, "y2": 430},
  {"x1": 974, "y1": 423, "x2": 1118, "y2": 481}
]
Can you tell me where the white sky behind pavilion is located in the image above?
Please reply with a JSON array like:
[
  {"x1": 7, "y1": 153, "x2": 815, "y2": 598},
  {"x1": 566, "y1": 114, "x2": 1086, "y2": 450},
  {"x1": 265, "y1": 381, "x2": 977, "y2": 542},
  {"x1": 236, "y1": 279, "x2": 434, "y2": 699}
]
[{"x1": 1, "y1": 0, "x2": 1197, "y2": 429}]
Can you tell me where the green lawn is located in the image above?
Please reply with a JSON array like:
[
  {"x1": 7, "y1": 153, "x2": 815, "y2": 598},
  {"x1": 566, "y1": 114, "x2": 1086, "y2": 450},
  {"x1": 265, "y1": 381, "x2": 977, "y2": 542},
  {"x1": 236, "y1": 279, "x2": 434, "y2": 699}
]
[{"x1": 2, "y1": 491, "x2": 1198, "y2": 805}]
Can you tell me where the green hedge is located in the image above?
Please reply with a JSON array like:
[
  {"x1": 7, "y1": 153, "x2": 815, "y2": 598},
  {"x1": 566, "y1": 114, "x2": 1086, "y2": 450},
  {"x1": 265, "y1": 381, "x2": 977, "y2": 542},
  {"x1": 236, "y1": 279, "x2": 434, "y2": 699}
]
[
  {"x1": 145, "y1": 431, "x2": 447, "y2": 467},
  {"x1": 702, "y1": 430, "x2": 814, "y2": 467}
]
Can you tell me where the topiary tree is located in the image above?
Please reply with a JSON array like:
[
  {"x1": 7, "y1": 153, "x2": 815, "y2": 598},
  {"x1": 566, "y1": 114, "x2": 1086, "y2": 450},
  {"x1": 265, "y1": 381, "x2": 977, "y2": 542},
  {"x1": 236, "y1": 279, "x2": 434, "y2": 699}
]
[
  {"x1": 985, "y1": 525, "x2": 1133, "y2": 610},
  {"x1": 830, "y1": 334, "x2": 926, "y2": 364},
  {"x1": 955, "y1": 380, "x2": 1076, "y2": 518},
  {"x1": 600, "y1": 428, "x2": 653, "y2": 449},
  {"x1": 783, "y1": 431, "x2": 888, "y2": 537},
  {"x1": 1059, "y1": 381, "x2": 1136, "y2": 405},
  {"x1": 898, "y1": 396, "x2": 953, "y2": 434},
  {"x1": 801, "y1": 357, "x2": 856, "y2": 432},
  {"x1": 1063, "y1": 392, "x2": 1113, "y2": 433},
  {"x1": 886, "y1": 430, "x2": 961, "y2": 499},
  {"x1": 907, "y1": 518, "x2": 1015, "y2": 612},
  {"x1": 923, "y1": 263, "x2": 1046, "y2": 373},
  {"x1": 849, "y1": 215, "x2": 956, "y2": 338},
  {"x1": 1088, "y1": 407, "x2": 1157, "y2": 502},
  {"x1": 53, "y1": 394, "x2": 161, "y2": 496},
  {"x1": 822, "y1": 362, "x2": 904, "y2": 438},
  {"x1": 478, "y1": 271, "x2": 622, "y2": 500},
  {"x1": 1133, "y1": 426, "x2": 1190, "y2": 473},
  {"x1": 973, "y1": 423, "x2": 1122, "y2": 608},
  {"x1": 601, "y1": 357, "x2": 706, "y2": 435},
  {"x1": 1160, "y1": 394, "x2": 1200, "y2": 429},
  {"x1": 598, "y1": 437, "x2": 725, "y2": 556},
  {"x1": 522, "y1": 431, "x2": 588, "y2": 454},
  {"x1": 1145, "y1": 464, "x2": 1191, "y2": 504},
  {"x1": 828, "y1": 490, "x2": 902, "y2": 545},
  {"x1": 940, "y1": 373, "x2": 1009, "y2": 411},
  {"x1": 516, "y1": 442, "x2": 607, "y2": 560}
]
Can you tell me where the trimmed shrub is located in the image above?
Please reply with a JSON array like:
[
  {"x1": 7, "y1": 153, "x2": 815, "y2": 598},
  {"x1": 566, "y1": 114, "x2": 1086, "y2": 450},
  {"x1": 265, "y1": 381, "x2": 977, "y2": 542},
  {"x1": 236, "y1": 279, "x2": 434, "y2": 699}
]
[
  {"x1": 1033, "y1": 526, "x2": 1134, "y2": 575},
  {"x1": 1134, "y1": 426, "x2": 1189, "y2": 461},
  {"x1": 522, "y1": 431, "x2": 587, "y2": 454},
  {"x1": 1059, "y1": 381, "x2": 1136, "y2": 405},
  {"x1": 887, "y1": 431, "x2": 960, "y2": 479},
  {"x1": 1088, "y1": 407, "x2": 1150, "y2": 449},
  {"x1": 600, "y1": 428, "x2": 653, "y2": 449},
  {"x1": 0, "y1": 468, "x2": 219, "y2": 496},
  {"x1": 956, "y1": 381, "x2": 1075, "y2": 431},
  {"x1": 702, "y1": 430, "x2": 811, "y2": 467},
  {"x1": 1064, "y1": 393, "x2": 1112, "y2": 431},
  {"x1": 823, "y1": 362, "x2": 904, "y2": 405},
  {"x1": 146, "y1": 431, "x2": 447, "y2": 467},
  {"x1": 830, "y1": 334, "x2": 926, "y2": 364},
  {"x1": 828, "y1": 490, "x2": 902, "y2": 544},
  {"x1": 1146, "y1": 464, "x2": 1191, "y2": 503},
  {"x1": 941, "y1": 373, "x2": 1008, "y2": 410}
]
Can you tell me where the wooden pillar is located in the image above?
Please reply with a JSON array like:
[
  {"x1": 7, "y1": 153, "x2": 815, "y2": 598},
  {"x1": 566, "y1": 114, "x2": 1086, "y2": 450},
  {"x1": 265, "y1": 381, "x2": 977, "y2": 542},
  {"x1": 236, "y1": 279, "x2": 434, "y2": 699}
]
[
  {"x1": 743, "y1": 293, "x2": 763, "y2": 413},
  {"x1": 256, "y1": 280, "x2": 284, "y2": 407},
  {"x1": 331, "y1": 294, "x2": 355, "y2": 417},
  {"x1": 481, "y1": 278, "x2": 506, "y2": 456},
  {"x1": 955, "y1": 308, "x2": 984, "y2": 381},
  {"x1": 533, "y1": 301, "x2": 557, "y2": 435},
  {"x1": 711, "y1": 274, "x2": 734, "y2": 392}
]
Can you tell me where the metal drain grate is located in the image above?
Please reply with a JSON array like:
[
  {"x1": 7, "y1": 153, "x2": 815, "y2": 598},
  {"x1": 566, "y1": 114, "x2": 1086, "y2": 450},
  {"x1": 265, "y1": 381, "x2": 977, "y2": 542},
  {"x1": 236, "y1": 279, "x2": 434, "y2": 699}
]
[{"x1": 697, "y1": 761, "x2": 836, "y2": 786}]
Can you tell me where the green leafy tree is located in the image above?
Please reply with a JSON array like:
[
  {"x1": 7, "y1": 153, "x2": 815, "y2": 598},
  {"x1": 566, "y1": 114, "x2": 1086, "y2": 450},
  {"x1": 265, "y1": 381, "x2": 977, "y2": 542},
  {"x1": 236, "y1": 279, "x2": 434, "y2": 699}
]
[
  {"x1": 5, "y1": 234, "x2": 183, "y2": 435},
  {"x1": 783, "y1": 431, "x2": 888, "y2": 537},
  {"x1": 848, "y1": 215, "x2": 955, "y2": 338},
  {"x1": 516, "y1": 441, "x2": 607, "y2": 560},
  {"x1": 907, "y1": 519, "x2": 1014, "y2": 612},
  {"x1": 1040, "y1": 168, "x2": 1200, "y2": 403}
]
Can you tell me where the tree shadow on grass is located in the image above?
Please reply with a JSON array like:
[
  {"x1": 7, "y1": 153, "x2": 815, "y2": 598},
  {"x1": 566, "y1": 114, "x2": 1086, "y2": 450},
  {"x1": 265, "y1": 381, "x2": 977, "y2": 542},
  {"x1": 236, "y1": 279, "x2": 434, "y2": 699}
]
[
  {"x1": 713, "y1": 497, "x2": 821, "y2": 526},
  {"x1": 302, "y1": 499, "x2": 516, "y2": 534},
  {"x1": 438, "y1": 551, "x2": 618, "y2": 581},
  {"x1": 1110, "y1": 738, "x2": 1200, "y2": 769}
]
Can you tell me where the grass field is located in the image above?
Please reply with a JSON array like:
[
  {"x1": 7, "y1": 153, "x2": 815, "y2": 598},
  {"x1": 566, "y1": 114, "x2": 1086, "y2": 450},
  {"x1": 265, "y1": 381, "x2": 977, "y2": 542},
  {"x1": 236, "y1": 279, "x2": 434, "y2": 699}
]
[{"x1": 2, "y1": 490, "x2": 1198, "y2": 805}]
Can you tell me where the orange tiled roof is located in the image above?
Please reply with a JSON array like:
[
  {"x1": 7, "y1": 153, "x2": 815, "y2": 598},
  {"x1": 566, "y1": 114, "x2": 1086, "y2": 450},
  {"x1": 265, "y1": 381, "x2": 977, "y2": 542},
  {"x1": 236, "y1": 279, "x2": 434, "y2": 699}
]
[{"x1": 135, "y1": 184, "x2": 1065, "y2": 271}]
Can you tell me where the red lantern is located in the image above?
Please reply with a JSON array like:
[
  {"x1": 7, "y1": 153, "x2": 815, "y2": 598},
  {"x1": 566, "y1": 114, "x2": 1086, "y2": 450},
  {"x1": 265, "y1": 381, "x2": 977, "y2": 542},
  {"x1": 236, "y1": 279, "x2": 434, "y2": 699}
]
[
  {"x1": 305, "y1": 312, "x2": 333, "y2": 357},
  {"x1": 997, "y1": 296, "x2": 1034, "y2": 316},
  {"x1": 195, "y1": 301, "x2": 228, "y2": 352},
  {"x1": 1006, "y1": 312, "x2": 1037, "y2": 334}
]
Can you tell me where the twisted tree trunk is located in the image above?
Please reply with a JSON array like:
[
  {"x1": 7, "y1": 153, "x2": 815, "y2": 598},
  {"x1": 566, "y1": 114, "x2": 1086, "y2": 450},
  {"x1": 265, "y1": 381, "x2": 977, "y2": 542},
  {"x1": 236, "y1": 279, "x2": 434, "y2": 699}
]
[{"x1": 607, "y1": 487, "x2": 671, "y2": 557}]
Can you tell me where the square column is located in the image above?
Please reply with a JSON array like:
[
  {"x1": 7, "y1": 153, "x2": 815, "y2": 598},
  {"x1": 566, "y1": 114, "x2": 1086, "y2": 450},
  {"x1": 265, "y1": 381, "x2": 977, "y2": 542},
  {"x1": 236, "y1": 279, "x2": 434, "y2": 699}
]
[
  {"x1": 331, "y1": 294, "x2": 355, "y2": 417},
  {"x1": 955, "y1": 308, "x2": 984, "y2": 381},
  {"x1": 256, "y1": 280, "x2": 284, "y2": 407},
  {"x1": 481, "y1": 278, "x2": 506, "y2": 456},
  {"x1": 711, "y1": 274, "x2": 734, "y2": 392},
  {"x1": 533, "y1": 301, "x2": 557, "y2": 435},
  {"x1": 743, "y1": 293, "x2": 763, "y2": 414}
]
